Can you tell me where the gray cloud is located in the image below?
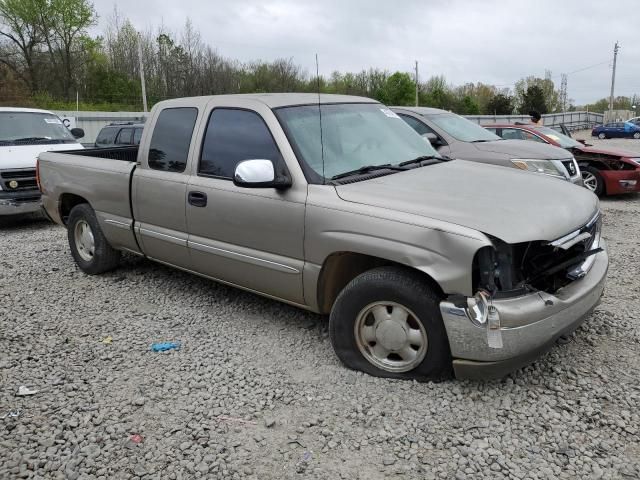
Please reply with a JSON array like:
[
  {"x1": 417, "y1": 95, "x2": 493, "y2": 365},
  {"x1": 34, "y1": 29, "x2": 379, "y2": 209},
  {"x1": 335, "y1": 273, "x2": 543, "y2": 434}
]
[{"x1": 91, "y1": 0, "x2": 637, "y2": 104}]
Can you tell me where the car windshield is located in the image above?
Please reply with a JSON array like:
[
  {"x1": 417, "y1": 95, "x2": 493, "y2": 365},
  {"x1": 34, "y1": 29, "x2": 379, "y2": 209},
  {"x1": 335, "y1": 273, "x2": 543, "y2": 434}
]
[
  {"x1": 275, "y1": 103, "x2": 441, "y2": 182},
  {"x1": 0, "y1": 112, "x2": 76, "y2": 144},
  {"x1": 535, "y1": 127, "x2": 581, "y2": 148},
  {"x1": 425, "y1": 112, "x2": 501, "y2": 142}
]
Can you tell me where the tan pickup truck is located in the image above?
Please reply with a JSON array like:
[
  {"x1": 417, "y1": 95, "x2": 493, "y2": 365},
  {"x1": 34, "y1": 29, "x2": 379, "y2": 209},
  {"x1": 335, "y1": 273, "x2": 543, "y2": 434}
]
[{"x1": 38, "y1": 94, "x2": 608, "y2": 380}]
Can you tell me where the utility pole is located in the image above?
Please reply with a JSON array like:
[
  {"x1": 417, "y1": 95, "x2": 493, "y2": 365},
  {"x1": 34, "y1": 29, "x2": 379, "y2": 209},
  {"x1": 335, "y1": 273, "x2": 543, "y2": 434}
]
[
  {"x1": 138, "y1": 33, "x2": 148, "y2": 113},
  {"x1": 415, "y1": 60, "x2": 419, "y2": 106},
  {"x1": 608, "y1": 41, "x2": 620, "y2": 122}
]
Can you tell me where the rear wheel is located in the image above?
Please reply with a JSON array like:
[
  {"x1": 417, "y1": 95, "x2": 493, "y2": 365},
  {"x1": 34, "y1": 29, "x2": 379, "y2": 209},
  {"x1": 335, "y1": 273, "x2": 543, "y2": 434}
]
[
  {"x1": 67, "y1": 204, "x2": 120, "y2": 274},
  {"x1": 598, "y1": 132, "x2": 606, "y2": 139},
  {"x1": 329, "y1": 267, "x2": 451, "y2": 381},
  {"x1": 581, "y1": 167, "x2": 605, "y2": 197},
  {"x1": 633, "y1": 132, "x2": 640, "y2": 139}
]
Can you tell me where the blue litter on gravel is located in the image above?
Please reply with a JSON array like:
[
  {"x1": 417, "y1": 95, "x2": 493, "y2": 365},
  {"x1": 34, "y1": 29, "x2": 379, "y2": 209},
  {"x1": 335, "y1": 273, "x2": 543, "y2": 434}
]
[{"x1": 150, "y1": 342, "x2": 181, "y2": 352}]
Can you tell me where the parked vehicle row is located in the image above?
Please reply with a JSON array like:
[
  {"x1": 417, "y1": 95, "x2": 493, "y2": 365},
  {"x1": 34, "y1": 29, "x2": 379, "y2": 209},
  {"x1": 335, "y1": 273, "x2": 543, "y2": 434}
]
[
  {"x1": 393, "y1": 107, "x2": 583, "y2": 185},
  {"x1": 485, "y1": 123, "x2": 640, "y2": 197},
  {"x1": 37, "y1": 94, "x2": 608, "y2": 381}
]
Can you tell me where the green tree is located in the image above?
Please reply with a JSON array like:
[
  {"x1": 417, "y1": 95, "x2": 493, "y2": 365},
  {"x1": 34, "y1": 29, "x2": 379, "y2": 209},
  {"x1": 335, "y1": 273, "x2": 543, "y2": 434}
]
[
  {"x1": 519, "y1": 85, "x2": 547, "y2": 114},
  {"x1": 37, "y1": 0, "x2": 97, "y2": 101},
  {"x1": 486, "y1": 93, "x2": 513, "y2": 114},
  {"x1": 0, "y1": 0, "x2": 44, "y2": 93},
  {"x1": 458, "y1": 95, "x2": 480, "y2": 114},
  {"x1": 380, "y1": 71, "x2": 414, "y2": 106}
]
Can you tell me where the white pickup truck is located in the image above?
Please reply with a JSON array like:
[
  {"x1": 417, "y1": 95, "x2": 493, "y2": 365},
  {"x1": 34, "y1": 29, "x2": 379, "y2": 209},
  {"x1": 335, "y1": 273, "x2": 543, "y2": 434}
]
[{"x1": 0, "y1": 107, "x2": 84, "y2": 216}]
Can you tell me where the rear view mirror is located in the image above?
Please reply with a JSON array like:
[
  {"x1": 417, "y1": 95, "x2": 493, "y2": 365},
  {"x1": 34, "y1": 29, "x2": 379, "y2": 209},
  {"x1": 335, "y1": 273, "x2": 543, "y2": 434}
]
[
  {"x1": 422, "y1": 132, "x2": 440, "y2": 145},
  {"x1": 233, "y1": 159, "x2": 291, "y2": 190},
  {"x1": 70, "y1": 128, "x2": 85, "y2": 139}
]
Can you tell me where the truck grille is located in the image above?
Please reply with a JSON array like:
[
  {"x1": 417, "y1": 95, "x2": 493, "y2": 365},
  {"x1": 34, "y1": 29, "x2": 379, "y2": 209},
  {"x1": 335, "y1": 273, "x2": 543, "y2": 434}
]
[
  {"x1": 562, "y1": 159, "x2": 577, "y2": 177},
  {"x1": 0, "y1": 169, "x2": 37, "y2": 191}
]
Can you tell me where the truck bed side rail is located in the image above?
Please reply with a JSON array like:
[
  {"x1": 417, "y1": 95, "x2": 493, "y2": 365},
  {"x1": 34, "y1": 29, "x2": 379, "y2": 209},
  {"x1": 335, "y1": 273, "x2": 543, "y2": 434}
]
[{"x1": 57, "y1": 146, "x2": 139, "y2": 162}]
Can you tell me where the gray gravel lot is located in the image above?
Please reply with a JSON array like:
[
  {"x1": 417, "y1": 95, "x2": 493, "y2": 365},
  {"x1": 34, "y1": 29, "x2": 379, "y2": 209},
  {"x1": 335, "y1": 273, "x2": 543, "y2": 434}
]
[{"x1": 2, "y1": 141, "x2": 640, "y2": 479}]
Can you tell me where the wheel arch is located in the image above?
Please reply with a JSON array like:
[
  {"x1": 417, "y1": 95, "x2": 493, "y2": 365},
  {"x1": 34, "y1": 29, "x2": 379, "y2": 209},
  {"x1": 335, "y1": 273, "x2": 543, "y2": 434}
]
[
  {"x1": 316, "y1": 251, "x2": 445, "y2": 314},
  {"x1": 59, "y1": 193, "x2": 90, "y2": 225}
]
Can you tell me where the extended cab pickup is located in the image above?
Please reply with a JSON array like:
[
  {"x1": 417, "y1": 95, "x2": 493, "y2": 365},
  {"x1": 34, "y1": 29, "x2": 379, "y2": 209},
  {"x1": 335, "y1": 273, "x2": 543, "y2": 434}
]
[{"x1": 39, "y1": 94, "x2": 608, "y2": 380}]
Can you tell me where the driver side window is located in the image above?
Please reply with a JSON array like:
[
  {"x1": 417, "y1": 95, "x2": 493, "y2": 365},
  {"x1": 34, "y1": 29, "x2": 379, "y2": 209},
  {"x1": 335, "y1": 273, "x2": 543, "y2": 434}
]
[
  {"x1": 199, "y1": 109, "x2": 283, "y2": 179},
  {"x1": 398, "y1": 114, "x2": 435, "y2": 136}
]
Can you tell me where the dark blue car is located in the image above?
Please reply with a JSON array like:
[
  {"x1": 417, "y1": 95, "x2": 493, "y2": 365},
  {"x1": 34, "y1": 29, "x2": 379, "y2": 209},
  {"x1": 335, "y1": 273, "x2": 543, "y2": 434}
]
[{"x1": 592, "y1": 121, "x2": 640, "y2": 139}]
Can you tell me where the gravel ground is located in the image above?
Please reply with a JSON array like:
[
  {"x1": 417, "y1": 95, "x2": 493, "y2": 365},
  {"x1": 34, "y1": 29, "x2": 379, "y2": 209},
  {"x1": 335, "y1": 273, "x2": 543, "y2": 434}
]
[{"x1": 2, "y1": 146, "x2": 640, "y2": 479}]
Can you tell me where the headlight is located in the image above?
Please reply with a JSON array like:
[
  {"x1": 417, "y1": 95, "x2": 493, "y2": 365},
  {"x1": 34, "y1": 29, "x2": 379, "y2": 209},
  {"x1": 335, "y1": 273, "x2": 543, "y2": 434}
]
[
  {"x1": 466, "y1": 291, "x2": 489, "y2": 327},
  {"x1": 511, "y1": 159, "x2": 565, "y2": 178}
]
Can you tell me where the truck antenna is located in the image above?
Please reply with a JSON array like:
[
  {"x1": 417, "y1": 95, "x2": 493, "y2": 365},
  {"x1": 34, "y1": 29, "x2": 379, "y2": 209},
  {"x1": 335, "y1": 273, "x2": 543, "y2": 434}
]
[{"x1": 316, "y1": 53, "x2": 325, "y2": 183}]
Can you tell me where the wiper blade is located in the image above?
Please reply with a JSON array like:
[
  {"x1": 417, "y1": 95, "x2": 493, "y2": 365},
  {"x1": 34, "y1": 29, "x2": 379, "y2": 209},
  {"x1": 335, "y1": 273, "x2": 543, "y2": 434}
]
[
  {"x1": 398, "y1": 155, "x2": 444, "y2": 167},
  {"x1": 330, "y1": 164, "x2": 407, "y2": 181},
  {"x1": 12, "y1": 137, "x2": 54, "y2": 142}
]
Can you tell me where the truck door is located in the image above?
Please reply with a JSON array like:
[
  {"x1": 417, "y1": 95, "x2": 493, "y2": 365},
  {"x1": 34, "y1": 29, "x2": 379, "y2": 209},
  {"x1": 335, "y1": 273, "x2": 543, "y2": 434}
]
[
  {"x1": 132, "y1": 107, "x2": 199, "y2": 267},
  {"x1": 185, "y1": 105, "x2": 306, "y2": 304}
]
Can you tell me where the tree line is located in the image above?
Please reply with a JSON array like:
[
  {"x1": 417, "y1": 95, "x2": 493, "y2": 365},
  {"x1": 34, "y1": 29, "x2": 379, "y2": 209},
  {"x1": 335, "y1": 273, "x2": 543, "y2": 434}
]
[{"x1": 0, "y1": 0, "x2": 636, "y2": 114}]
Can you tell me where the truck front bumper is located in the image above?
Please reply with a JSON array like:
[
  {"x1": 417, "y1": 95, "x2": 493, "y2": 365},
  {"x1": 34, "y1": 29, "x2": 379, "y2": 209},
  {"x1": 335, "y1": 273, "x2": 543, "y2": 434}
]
[
  {"x1": 0, "y1": 191, "x2": 42, "y2": 216},
  {"x1": 439, "y1": 239, "x2": 608, "y2": 380}
]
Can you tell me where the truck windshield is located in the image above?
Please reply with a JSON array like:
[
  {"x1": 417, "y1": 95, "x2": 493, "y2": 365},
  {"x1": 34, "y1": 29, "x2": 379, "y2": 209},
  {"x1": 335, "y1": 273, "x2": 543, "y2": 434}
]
[
  {"x1": 535, "y1": 127, "x2": 582, "y2": 148},
  {"x1": 275, "y1": 103, "x2": 441, "y2": 182},
  {"x1": 0, "y1": 112, "x2": 76, "y2": 144},
  {"x1": 426, "y1": 112, "x2": 501, "y2": 142}
]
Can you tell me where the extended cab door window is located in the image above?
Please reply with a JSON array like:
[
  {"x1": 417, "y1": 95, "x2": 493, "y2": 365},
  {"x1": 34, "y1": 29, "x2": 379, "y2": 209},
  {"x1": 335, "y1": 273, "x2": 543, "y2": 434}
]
[
  {"x1": 134, "y1": 107, "x2": 198, "y2": 267},
  {"x1": 148, "y1": 108, "x2": 198, "y2": 172},
  {"x1": 199, "y1": 108, "x2": 283, "y2": 178}
]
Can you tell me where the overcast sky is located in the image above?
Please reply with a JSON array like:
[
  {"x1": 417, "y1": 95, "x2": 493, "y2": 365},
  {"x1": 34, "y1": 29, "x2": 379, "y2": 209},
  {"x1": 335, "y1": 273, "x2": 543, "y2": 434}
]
[{"x1": 91, "y1": 0, "x2": 638, "y2": 104}]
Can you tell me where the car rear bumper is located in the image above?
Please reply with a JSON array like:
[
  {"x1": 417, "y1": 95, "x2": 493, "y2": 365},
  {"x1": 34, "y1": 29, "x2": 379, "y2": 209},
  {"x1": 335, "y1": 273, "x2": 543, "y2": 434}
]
[
  {"x1": 0, "y1": 191, "x2": 42, "y2": 216},
  {"x1": 439, "y1": 239, "x2": 608, "y2": 380}
]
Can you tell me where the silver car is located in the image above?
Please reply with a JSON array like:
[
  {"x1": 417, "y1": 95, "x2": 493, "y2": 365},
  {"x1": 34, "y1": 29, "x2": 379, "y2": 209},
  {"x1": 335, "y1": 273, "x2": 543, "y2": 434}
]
[{"x1": 392, "y1": 107, "x2": 583, "y2": 185}]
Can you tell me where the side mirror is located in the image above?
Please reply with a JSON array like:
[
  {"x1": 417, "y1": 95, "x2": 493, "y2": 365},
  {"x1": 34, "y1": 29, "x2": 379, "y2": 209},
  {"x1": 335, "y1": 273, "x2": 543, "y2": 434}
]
[
  {"x1": 233, "y1": 159, "x2": 292, "y2": 190},
  {"x1": 422, "y1": 132, "x2": 440, "y2": 145},
  {"x1": 70, "y1": 128, "x2": 85, "y2": 139}
]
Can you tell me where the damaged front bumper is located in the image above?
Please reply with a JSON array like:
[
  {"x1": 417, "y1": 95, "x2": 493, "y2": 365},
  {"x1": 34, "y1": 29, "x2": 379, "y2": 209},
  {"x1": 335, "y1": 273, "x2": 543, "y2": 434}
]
[{"x1": 439, "y1": 238, "x2": 608, "y2": 380}]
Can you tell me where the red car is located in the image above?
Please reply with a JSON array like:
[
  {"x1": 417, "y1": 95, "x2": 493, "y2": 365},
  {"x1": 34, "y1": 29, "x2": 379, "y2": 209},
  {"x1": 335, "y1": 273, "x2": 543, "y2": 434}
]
[{"x1": 484, "y1": 123, "x2": 640, "y2": 197}]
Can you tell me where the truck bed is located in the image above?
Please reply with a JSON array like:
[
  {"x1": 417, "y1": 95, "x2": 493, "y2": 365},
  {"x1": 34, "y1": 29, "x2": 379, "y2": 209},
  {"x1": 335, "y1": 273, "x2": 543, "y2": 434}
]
[{"x1": 38, "y1": 148, "x2": 140, "y2": 254}]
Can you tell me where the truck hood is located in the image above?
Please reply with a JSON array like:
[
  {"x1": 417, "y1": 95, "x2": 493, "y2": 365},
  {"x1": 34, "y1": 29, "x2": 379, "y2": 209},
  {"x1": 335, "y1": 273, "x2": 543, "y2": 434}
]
[
  {"x1": 0, "y1": 142, "x2": 83, "y2": 169},
  {"x1": 469, "y1": 139, "x2": 571, "y2": 160},
  {"x1": 335, "y1": 160, "x2": 598, "y2": 244}
]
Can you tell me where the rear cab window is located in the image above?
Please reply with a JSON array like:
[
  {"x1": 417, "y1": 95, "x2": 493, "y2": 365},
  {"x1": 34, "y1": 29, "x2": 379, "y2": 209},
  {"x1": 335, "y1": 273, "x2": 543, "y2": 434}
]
[
  {"x1": 116, "y1": 128, "x2": 133, "y2": 145},
  {"x1": 198, "y1": 108, "x2": 283, "y2": 179},
  {"x1": 96, "y1": 127, "x2": 118, "y2": 146},
  {"x1": 148, "y1": 108, "x2": 198, "y2": 172}
]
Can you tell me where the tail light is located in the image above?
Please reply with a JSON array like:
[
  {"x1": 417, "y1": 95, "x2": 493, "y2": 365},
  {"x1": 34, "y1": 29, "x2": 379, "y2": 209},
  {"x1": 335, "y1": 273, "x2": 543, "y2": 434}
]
[{"x1": 36, "y1": 158, "x2": 41, "y2": 192}]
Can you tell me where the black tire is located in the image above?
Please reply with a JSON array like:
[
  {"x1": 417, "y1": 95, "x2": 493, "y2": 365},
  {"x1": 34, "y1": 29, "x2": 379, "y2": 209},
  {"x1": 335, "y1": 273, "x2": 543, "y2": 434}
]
[
  {"x1": 329, "y1": 266, "x2": 451, "y2": 381},
  {"x1": 581, "y1": 166, "x2": 605, "y2": 197},
  {"x1": 67, "y1": 204, "x2": 120, "y2": 274}
]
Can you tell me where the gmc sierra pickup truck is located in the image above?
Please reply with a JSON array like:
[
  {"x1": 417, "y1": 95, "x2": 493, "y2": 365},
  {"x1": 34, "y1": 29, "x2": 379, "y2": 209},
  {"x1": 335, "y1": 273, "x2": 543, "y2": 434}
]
[{"x1": 38, "y1": 94, "x2": 608, "y2": 380}]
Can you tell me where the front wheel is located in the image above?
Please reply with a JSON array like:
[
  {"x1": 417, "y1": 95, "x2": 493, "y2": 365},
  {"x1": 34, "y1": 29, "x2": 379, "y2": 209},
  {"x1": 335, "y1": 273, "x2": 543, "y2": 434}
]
[
  {"x1": 633, "y1": 132, "x2": 640, "y2": 139},
  {"x1": 581, "y1": 167, "x2": 605, "y2": 197},
  {"x1": 67, "y1": 204, "x2": 120, "y2": 274},
  {"x1": 598, "y1": 132, "x2": 606, "y2": 139},
  {"x1": 329, "y1": 267, "x2": 451, "y2": 381}
]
